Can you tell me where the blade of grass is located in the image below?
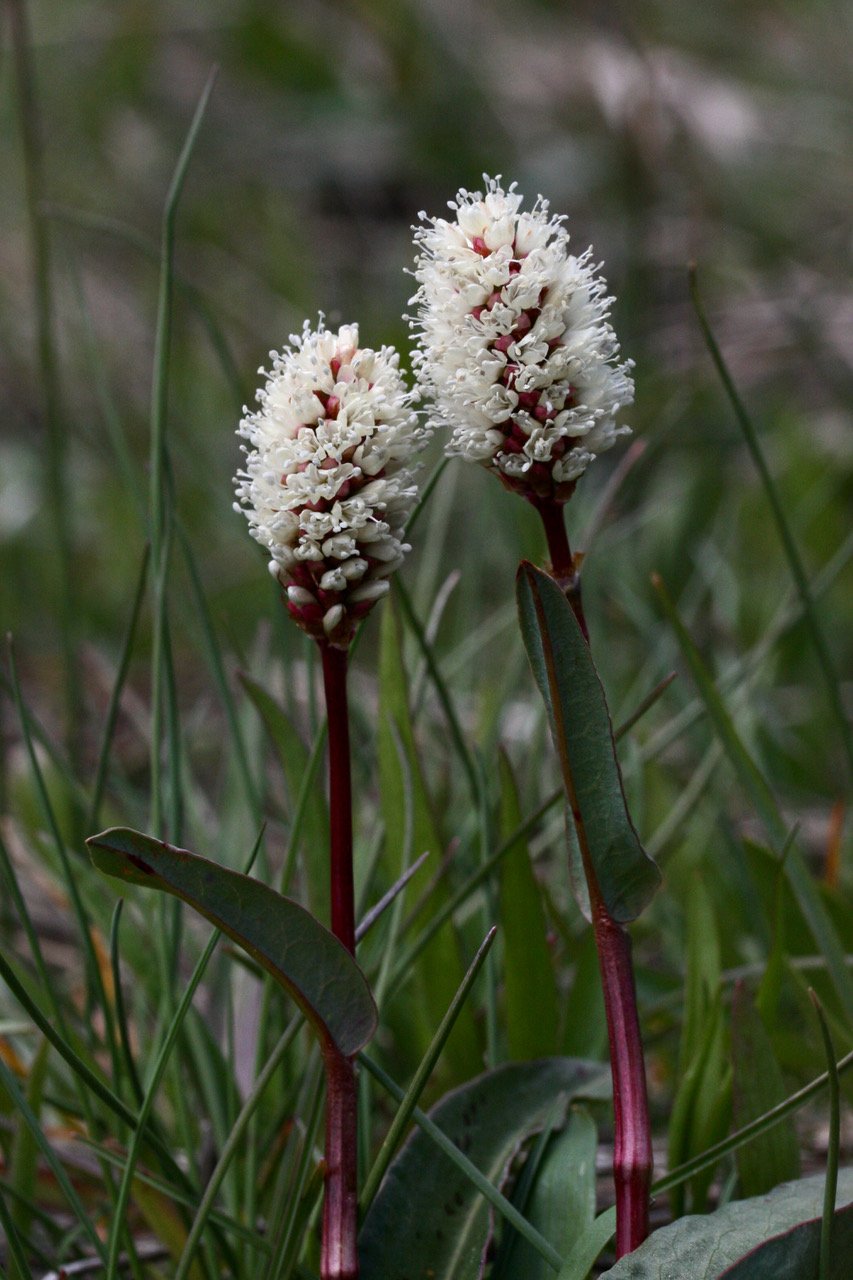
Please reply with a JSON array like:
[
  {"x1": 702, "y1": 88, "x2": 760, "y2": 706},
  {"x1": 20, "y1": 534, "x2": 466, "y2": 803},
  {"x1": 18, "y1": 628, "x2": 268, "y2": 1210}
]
[
  {"x1": 67, "y1": 257, "x2": 145, "y2": 516},
  {"x1": 77, "y1": 1143, "x2": 270, "y2": 1251},
  {"x1": 148, "y1": 67, "x2": 217, "y2": 842},
  {"x1": 474, "y1": 750, "x2": 500, "y2": 1066},
  {"x1": 656, "y1": 1046, "x2": 853, "y2": 1197},
  {"x1": 8, "y1": 0, "x2": 78, "y2": 743},
  {"x1": 102, "y1": 922, "x2": 229, "y2": 1280},
  {"x1": 653, "y1": 573, "x2": 853, "y2": 1024},
  {"x1": 371, "y1": 724, "x2": 416, "y2": 1010},
  {"x1": 9, "y1": 1036, "x2": 49, "y2": 1275},
  {"x1": 6, "y1": 639, "x2": 116, "y2": 1051},
  {"x1": 46, "y1": 203, "x2": 245, "y2": 408},
  {"x1": 359, "y1": 1054, "x2": 565, "y2": 1274},
  {"x1": 0, "y1": 1056, "x2": 106, "y2": 1263},
  {"x1": 641, "y1": 527, "x2": 853, "y2": 766},
  {"x1": 395, "y1": 664, "x2": 680, "y2": 983},
  {"x1": 360, "y1": 926, "x2": 497, "y2": 1213},
  {"x1": 261, "y1": 1051, "x2": 325, "y2": 1280},
  {"x1": 0, "y1": 1181, "x2": 37, "y2": 1280},
  {"x1": 0, "y1": 830, "x2": 68, "y2": 1035},
  {"x1": 404, "y1": 457, "x2": 449, "y2": 536},
  {"x1": 394, "y1": 576, "x2": 479, "y2": 800},
  {"x1": 690, "y1": 266, "x2": 853, "y2": 781},
  {"x1": 810, "y1": 992, "x2": 840, "y2": 1280},
  {"x1": 173, "y1": 1016, "x2": 302, "y2": 1279},
  {"x1": 355, "y1": 851, "x2": 430, "y2": 941},
  {"x1": 108, "y1": 900, "x2": 145, "y2": 1107},
  {"x1": 88, "y1": 545, "x2": 150, "y2": 831},
  {"x1": 0, "y1": 947, "x2": 207, "y2": 1233},
  {"x1": 176, "y1": 521, "x2": 261, "y2": 819}
]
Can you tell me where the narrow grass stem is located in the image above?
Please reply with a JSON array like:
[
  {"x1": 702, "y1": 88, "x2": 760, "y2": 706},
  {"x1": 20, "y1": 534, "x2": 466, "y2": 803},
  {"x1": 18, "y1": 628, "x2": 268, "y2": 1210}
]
[
  {"x1": 319, "y1": 640, "x2": 359, "y2": 1279},
  {"x1": 535, "y1": 497, "x2": 651, "y2": 1257},
  {"x1": 690, "y1": 267, "x2": 853, "y2": 783},
  {"x1": 8, "y1": 0, "x2": 79, "y2": 744}
]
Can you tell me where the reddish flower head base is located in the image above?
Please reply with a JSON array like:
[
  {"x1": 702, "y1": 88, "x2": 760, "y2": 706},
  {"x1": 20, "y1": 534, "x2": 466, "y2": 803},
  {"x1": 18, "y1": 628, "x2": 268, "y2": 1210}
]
[
  {"x1": 411, "y1": 177, "x2": 634, "y2": 503},
  {"x1": 235, "y1": 320, "x2": 428, "y2": 648}
]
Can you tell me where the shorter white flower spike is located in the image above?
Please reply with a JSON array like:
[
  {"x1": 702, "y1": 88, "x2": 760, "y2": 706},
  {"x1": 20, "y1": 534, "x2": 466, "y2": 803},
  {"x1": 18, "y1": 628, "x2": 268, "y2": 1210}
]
[
  {"x1": 411, "y1": 176, "x2": 634, "y2": 502},
  {"x1": 235, "y1": 320, "x2": 428, "y2": 647}
]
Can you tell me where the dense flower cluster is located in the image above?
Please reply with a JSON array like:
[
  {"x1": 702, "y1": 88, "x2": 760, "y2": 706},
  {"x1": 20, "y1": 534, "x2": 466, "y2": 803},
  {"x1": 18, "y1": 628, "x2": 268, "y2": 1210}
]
[
  {"x1": 235, "y1": 321, "x2": 427, "y2": 647},
  {"x1": 411, "y1": 177, "x2": 634, "y2": 502}
]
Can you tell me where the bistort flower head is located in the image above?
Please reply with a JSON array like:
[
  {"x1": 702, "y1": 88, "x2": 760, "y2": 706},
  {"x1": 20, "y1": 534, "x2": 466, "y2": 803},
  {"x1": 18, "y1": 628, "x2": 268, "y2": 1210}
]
[
  {"x1": 235, "y1": 320, "x2": 428, "y2": 648},
  {"x1": 410, "y1": 176, "x2": 634, "y2": 504}
]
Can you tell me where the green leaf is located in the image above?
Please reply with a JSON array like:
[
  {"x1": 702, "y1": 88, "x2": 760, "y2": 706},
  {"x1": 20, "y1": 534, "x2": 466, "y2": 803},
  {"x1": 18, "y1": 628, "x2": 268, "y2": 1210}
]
[
  {"x1": 498, "y1": 750, "x2": 559, "y2": 1059},
  {"x1": 87, "y1": 827, "x2": 376, "y2": 1058},
  {"x1": 516, "y1": 562, "x2": 661, "y2": 923},
  {"x1": 731, "y1": 981, "x2": 800, "y2": 1197},
  {"x1": 499, "y1": 1106, "x2": 598, "y2": 1280},
  {"x1": 604, "y1": 1168, "x2": 853, "y2": 1279},
  {"x1": 359, "y1": 1057, "x2": 610, "y2": 1280}
]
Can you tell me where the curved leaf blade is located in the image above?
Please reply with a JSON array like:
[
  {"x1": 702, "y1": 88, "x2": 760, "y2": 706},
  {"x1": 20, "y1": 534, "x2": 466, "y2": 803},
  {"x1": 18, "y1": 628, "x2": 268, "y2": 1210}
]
[
  {"x1": 359, "y1": 1057, "x2": 610, "y2": 1280},
  {"x1": 605, "y1": 1169, "x2": 853, "y2": 1279},
  {"x1": 87, "y1": 827, "x2": 376, "y2": 1058},
  {"x1": 516, "y1": 562, "x2": 660, "y2": 922}
]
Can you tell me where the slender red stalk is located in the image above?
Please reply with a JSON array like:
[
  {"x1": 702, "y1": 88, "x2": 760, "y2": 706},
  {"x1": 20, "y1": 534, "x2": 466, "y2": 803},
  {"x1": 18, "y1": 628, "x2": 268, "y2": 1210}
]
[
  {"x1": 320, "y1": 641, "x2": 359, "y2": 1279},
  {"x1": 321, "y1": 643, "x2": 356, "y2": 954},
  {"x1": 320, "y1": 1049, "x2": 359, "y2": 1280},
  {"x1": 530, "y1": 495, "x2": 588, "y2": 640},
  {"x1": 593, "y1": 900, "x2": 652, "y2": 1255},
  {"x1": 535, "y1": 497, "x2": 651, "y2": 1256}
]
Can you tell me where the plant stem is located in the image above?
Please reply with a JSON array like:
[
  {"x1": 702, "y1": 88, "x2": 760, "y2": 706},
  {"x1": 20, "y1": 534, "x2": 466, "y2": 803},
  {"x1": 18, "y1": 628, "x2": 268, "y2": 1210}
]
[
  {"x1": 530, "y1": 495, "x2": 588, "y2": 639},
  {"x1": 320, "y1": 640, "x2": 359, "y2": 1279},
  {"x1": 536, "y1": 497, "x2": 651, "y2": 1256},
  {"x1": 321, "y1": 643, "x2": 356, "y2": 954},
  {"x1": 321, "y1": 1050, "x2": 360, "y2": 1280},
  {"x1": 593, "y1": 901, "x2": 652, "y2": 1255}
]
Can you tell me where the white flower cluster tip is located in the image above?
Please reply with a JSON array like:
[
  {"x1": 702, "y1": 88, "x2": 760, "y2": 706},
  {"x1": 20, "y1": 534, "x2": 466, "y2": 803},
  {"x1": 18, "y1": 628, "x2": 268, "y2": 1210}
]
[
  {"x1": 410, "y1": 177, "x2": 634, "y2": 502},
  {"x1": 235, "y1": 321, "x2": 428, "y2": 647}
]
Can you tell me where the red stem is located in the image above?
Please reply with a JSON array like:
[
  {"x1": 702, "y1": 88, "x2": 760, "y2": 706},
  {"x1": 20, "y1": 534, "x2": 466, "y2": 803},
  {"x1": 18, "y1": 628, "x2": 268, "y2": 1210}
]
[
  {"x1": 320, "y1": 641, "x2": 359, "y2": 1279},
  {"x1": 535, "y1": 497, "x2": 651, "y2": 1256},
  {"x1": 593, "y1": 901, "x2": 652, "y2": 1255},
  {"x1": 530, "y1": 495, "x2": 588, "y2": 639},
  {"x1": 320, "y1": 1050, "x2": 359, "y2": 1280},
  {"x1": 322, "y1": 643, "x2": 356, "y2": 955}
]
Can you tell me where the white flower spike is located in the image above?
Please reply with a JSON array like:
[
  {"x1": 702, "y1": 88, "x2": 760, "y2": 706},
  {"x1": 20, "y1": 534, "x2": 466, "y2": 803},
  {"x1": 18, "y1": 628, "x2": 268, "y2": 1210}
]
[
  {"x1": 235, "y1": 320, "x2": 428, "y2": 648},
  {"x1": 411, "y1": 176, "x2": 634, "y2": 503}
]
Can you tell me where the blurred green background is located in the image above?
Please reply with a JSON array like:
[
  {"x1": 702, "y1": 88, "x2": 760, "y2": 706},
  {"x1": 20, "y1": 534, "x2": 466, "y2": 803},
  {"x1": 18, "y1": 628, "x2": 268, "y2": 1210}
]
[{"x1": 1, "y1": 0, "x2": 851, "y2": 859}]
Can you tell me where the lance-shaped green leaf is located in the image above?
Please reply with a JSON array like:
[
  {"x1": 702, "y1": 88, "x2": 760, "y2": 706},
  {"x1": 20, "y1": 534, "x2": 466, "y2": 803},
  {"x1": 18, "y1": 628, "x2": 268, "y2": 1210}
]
[
  {"x1": 516, "y1": 562, "x2": 661, "y2": 922},
  {"x1": 605, "y1": 1168, "x2": 853, "y2": 1279},
  {"x1": 87, "y1": 828, "x2": 376, "y2": 1059},
  {"x1": 359, "y1": 1057, "x2": 610, "y2": 1280}
]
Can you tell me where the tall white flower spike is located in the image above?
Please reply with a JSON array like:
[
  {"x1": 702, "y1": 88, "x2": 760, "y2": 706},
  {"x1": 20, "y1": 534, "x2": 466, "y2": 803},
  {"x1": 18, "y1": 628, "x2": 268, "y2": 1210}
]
[
  {"x1": 411, "y1": 177, "x2": 634, "y2": 503},
  {"x1": 235, "y1": 320, "x2": 428, "y2": 648}
]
